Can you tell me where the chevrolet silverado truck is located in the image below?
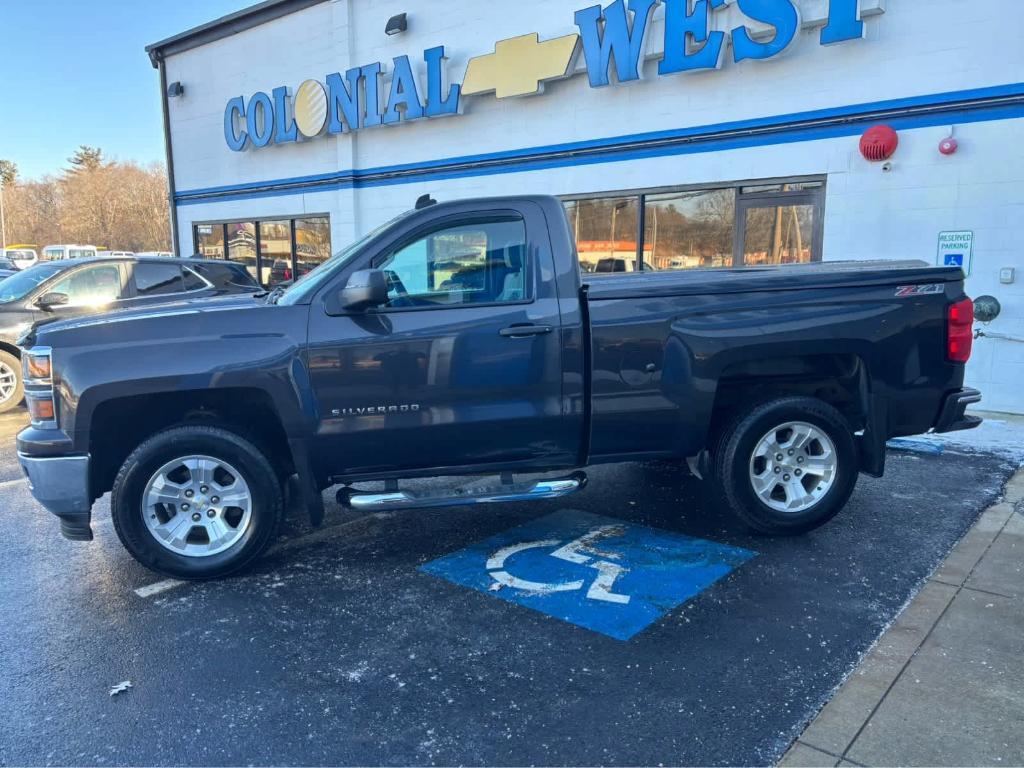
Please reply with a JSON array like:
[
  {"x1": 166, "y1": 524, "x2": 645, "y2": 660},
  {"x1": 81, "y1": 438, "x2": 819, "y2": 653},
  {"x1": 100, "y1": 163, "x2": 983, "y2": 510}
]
[{"x1": 17, "y1": 195, "x2": 981, "y2": 579}]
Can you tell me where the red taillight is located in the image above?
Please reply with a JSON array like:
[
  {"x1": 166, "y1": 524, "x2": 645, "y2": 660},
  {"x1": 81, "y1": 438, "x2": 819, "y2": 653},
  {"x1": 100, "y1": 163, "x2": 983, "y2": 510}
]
[{"x1": 947, "y1": 298, "x2": 974, "y2": 363}]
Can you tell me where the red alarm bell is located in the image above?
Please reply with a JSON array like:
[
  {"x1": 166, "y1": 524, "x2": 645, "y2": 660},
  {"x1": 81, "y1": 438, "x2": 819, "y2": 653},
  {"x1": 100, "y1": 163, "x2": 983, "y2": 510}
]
[
  {"x1": 939, "y1": 136, "x2": 958, "y2": 155},
  {"x1": 859, "y1": 125, "x2": 899, "y2": 162}
]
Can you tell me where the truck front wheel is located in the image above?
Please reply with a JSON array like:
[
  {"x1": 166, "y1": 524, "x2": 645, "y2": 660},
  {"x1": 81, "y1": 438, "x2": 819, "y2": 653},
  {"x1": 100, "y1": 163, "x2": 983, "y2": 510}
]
[
  {"x1": 111, "y1": 425, "x2": 283, "y2": 579},
  {"x1": 710, "y1": 396, "x2": 858, "y2": 535}
]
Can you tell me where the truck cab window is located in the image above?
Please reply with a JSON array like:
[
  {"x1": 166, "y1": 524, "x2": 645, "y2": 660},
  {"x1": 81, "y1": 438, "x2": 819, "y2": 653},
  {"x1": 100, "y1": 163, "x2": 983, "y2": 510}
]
[{"x1": 377, "y1": 217, "x2": 528, "y2": 308}]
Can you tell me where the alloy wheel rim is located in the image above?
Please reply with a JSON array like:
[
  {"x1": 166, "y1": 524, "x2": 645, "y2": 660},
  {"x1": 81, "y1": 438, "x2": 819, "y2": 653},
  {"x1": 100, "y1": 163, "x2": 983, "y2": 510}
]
[
  {"x1": 142, "y1": 454, "x2": 253, "y2": 557},
  {"x1": 0, "y1": 362, "x2": 17, "y2": 404},
  {"x1": 749, "y1": 421, "x2": 837, "y2": 514}
]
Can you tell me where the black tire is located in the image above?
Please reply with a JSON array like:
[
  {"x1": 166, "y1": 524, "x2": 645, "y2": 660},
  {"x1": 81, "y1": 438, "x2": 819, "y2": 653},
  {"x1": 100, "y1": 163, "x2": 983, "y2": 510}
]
[
  {"x1": 710, "y1": 396, "x2": 858, "y2": 535},
  {"x1": 0, "y1": 350, "x2": 24, "y2": 414},
  {"x1": 111, "y1": 425, "x2": 283, "y2": 579}
]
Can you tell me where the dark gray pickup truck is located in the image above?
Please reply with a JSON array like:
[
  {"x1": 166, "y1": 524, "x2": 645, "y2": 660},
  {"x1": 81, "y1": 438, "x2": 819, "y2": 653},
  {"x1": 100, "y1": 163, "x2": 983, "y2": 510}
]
[{"x1": 17, "y1": 195, "x2": 980, "y2": 579}]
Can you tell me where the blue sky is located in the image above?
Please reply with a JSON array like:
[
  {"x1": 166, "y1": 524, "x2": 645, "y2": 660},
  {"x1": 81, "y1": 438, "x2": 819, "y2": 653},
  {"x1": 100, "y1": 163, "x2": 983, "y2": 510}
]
[{"x1": 0, "y1": 0, "x2": 252, "y2": 180}]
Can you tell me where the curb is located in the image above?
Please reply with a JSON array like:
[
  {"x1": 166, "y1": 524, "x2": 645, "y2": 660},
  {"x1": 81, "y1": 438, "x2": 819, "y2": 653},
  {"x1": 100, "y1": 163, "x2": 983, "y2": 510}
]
[{"x1": 779, "y1": 467, "x2": 1024, "y2": 767}]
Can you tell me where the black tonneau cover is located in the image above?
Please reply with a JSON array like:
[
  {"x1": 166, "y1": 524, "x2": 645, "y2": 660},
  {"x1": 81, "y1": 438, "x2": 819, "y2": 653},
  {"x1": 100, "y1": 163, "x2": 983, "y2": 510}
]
[{"x1": 583, "y1": 260, "x2": 963, "y2": 300}]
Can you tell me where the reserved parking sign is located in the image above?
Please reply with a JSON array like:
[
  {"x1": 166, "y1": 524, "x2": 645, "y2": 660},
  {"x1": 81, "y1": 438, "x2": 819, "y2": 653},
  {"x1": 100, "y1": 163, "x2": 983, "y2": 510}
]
[
  {"x1": 421, "y1": 510, "x2": 756, "y2": 640},
  {"x1": 937, "y1": 231, "x2": 974, "y2": 275}
]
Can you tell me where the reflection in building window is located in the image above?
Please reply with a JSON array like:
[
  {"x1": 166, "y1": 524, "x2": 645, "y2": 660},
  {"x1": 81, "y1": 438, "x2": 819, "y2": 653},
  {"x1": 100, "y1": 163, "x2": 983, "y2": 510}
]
[
  {"x1": 564, "y1": 178, "x2": 823, "y2": 272},
  {"x1": 294, "y1": 217, "x2": 331, "y2": 278},
  {"x1": 259, "y1": 219, "x2": 292, "y2": 285},
  {"x1": 741, "y1": 204, "x2": 815, "y2": 265},
  {"x1": 565, "y1": 197, "x2": 640, "y2": 273},
  {"x1": 227, "y1": 222, "x2": 258, "y2": 283},
  {"x1": 644, "y1": 189, "x2": 734, "y2": 270},
  {"x1": 195, "y1": 224, "x2": 225, "y2": 258},
  {"x1": 193, "y1": 215, "x2": 332, "y2": 288}
]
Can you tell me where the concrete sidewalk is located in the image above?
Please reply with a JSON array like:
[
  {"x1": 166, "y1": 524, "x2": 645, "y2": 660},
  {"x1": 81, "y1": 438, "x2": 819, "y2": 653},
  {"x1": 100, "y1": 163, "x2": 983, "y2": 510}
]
[{"x1": 781, "y1": 467, "x2": 1024, "y2": 767}]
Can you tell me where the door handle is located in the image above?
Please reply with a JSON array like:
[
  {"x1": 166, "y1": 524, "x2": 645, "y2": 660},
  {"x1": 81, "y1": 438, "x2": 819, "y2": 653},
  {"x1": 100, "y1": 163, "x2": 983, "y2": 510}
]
[{"x1": 499, "y1": 324, "x2": 553, "y2": 338}]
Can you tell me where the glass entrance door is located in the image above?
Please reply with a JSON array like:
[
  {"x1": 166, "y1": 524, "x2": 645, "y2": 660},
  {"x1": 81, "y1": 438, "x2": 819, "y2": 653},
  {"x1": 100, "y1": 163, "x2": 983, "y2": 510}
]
[{"x1": 734, "y1": 187, "x2": 824, "y2": 266}]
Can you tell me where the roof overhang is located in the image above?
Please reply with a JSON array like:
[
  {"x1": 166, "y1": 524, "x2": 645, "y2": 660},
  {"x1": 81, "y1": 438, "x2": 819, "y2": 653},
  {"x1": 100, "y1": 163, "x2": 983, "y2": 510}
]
[{"x1": 145, "y1": 0, "x2": 327, "y2": 67}]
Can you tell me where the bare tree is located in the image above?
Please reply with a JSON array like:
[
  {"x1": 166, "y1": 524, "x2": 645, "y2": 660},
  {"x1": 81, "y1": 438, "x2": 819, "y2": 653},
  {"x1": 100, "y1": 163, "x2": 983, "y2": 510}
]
[{"x1": 2, "y1": 152, "x2": 171, "y2": 251}]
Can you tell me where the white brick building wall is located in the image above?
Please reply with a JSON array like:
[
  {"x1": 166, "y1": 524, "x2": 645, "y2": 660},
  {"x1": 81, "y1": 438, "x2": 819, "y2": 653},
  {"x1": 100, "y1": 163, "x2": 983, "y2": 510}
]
[{"x1": 159, "y1": 0, "x2": 1024, "y2": 413}]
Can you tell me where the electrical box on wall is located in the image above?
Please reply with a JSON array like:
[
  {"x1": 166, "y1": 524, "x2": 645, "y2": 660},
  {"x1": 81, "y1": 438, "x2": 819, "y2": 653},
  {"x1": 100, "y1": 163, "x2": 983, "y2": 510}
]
[{"x1": 1000, "y1": 267, "x2": 1015, "y2": 284}]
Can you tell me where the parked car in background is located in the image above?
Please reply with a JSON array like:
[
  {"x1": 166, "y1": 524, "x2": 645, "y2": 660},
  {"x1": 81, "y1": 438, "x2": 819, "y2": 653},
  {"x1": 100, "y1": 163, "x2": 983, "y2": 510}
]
[
  {"x1": 97, "y1": 250, "x2": 135, "y2": 258},
  {"x1": 135, "y1": 251, "x2": 173, "y2": 258},
  {"x1": 0, "y1": 256, "x2": 21, "y2": 279},
  {"x1": 2, "y1": 245, "x2": 38, "y2": 270},
  {"x1": 0, "y1": 256, "x2": 260, "y2": 412},
  {"x1": 42, "y1": 244, "x2": 98, "y2": 261}
]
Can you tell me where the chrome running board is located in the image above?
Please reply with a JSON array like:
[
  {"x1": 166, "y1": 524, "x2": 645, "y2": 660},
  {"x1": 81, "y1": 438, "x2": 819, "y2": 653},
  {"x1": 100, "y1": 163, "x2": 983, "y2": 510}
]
[{"x1": 339, "y1": 471, "x2": 587, "y2": 512}]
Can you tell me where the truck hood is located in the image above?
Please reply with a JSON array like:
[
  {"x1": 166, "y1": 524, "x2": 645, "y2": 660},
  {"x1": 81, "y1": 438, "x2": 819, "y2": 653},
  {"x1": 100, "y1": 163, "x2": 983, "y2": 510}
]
[{"x1": 22, "y1": 294, "x2": 266, "y2": 347}]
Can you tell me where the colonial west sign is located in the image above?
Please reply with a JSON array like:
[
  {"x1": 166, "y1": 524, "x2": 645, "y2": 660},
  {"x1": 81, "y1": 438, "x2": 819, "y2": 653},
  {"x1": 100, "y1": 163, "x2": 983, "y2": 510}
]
[{"x1": 224, "y1": 0, "x2": 871, "y2": 151}]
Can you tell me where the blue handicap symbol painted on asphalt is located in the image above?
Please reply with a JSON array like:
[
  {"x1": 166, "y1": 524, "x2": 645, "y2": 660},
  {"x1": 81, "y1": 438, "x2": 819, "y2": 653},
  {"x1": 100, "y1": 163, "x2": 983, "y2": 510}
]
[{"x1": 421, "y1": 510, "x2": 757, "y2": 640}]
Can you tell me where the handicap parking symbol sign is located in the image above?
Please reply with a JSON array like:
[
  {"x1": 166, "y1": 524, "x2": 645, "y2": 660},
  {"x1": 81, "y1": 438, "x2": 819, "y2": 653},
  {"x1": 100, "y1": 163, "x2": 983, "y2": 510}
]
[
  {"x1": 944, "y1": 253, "x2": 965, "y2": 267},
  {"x1": 421, "y1": 510, "x2": 756, "y2": 640}
]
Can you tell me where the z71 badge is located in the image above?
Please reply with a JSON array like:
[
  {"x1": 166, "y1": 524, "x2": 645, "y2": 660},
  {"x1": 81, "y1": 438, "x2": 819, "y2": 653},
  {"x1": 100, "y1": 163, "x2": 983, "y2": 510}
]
[{"x1": 895, "y1": 284, "x2": 944, "y2": 297}]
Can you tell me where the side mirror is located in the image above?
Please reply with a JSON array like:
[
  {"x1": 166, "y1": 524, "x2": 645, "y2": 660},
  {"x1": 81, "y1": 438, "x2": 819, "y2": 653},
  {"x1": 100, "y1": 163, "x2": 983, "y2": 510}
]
[
  {"x1": 337, "y1": 269, "x2": 388, "y2": 312},
  {"x1": 36, "y1": 292, "x2": 70, "y2": 311}
]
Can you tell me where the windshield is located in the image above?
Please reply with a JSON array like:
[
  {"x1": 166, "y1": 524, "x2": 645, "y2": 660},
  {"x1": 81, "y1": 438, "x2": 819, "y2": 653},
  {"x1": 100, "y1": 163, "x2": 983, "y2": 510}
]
[
  {"x1": 0, "y1": 262, "x2": 66, "y2": 303},
  {"x1": 277, "y1": 211, "x2": 413, "y2": 306}
]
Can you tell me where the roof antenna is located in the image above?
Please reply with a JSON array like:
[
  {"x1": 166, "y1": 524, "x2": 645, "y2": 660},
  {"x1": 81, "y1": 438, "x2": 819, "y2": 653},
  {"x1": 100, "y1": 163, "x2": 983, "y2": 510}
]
[{"x1": 415, "y1": 193, "x2": 437, "y2": 210}]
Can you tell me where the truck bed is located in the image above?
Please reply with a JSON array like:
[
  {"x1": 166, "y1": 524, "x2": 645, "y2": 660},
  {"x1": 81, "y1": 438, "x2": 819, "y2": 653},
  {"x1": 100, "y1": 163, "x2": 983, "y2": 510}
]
[{"x1": 583, "y1": 260, "x2": 962, "y2": 299}]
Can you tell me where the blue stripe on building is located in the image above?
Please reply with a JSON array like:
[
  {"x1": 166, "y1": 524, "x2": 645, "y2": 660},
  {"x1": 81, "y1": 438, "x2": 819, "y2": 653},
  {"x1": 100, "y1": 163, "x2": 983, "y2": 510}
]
[{"x1": 175, "y1": 82, "x2": 1024, "y2": 206}]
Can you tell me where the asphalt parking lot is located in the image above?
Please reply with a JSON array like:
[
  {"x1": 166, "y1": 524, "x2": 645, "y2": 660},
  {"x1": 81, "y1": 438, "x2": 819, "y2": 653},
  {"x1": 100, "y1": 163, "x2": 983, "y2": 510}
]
[{"x1": 0, "y1": 408, "x2": 1016, "y2": 767}]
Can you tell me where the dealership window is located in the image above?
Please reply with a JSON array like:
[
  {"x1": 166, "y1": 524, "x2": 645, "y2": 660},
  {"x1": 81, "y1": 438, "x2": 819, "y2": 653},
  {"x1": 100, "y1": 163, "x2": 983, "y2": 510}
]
[
  {"x1": 192, "y1": 215, "x2": 331, "y2": 288},
  {"x1": 563, "y1": 179, "x2": 824, "y2": 272}
]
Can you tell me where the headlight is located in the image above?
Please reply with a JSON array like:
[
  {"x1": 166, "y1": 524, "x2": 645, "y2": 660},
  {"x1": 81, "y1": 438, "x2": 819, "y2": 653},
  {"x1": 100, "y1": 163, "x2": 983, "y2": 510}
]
[
  {"x1": 25, "y1": 350, "x2": 51, "y2": 381},
  {"x1": 22, "y1": 346, "x2": 56, "y2": 427}
]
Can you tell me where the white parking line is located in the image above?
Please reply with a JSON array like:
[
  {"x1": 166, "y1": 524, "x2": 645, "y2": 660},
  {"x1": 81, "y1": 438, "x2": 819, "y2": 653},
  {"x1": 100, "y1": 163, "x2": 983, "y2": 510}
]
[
  {"x1": 132, "y1": 511, "x2": 394, "y2": 598},
  {"x1": 0, "y1": 477, "x2": 28, "y2": 489},
  {"x1": 133, "y1": 579, "x2": 185, "y2": 598}
]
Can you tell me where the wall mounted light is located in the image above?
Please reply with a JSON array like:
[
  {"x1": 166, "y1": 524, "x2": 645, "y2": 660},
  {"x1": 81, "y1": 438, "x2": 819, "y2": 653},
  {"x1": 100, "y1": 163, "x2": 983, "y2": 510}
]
[
  {"x1": 385, "y1": 13, "x2": 407, "y2": 36},
  {"x1": 166, "y1": 81, "x2": 185, "y2": 98}
]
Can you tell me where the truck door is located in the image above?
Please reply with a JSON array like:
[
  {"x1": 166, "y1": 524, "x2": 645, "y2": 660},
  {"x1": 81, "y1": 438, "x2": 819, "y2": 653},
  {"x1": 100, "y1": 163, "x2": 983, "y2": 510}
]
[{"x1": 306, "y1": 200, "x2": 574, "y2": 477}]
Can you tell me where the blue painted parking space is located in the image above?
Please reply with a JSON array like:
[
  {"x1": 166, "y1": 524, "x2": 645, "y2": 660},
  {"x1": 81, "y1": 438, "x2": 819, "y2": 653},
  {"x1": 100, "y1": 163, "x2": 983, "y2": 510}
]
[{"x1": 420, "y1": 509, "x2": 757, "y2": 640}]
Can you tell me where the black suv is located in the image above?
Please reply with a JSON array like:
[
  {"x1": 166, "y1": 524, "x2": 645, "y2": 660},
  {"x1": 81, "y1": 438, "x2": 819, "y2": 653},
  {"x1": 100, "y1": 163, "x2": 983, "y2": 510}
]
[{"x1": 0, "y1": 256, "x2": 259, "y2": 412}]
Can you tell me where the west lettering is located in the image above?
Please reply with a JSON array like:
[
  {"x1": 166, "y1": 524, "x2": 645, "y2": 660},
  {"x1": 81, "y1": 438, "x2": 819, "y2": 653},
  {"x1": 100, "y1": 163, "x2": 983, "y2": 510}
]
[
  {"x1": 821, "y1": 0, "x2": 864, "y2": 45},
  {"x1": 575, "y1": 0, "x2": 659, "y2": 87},
  {"x1": 731, "y1": 0, "x2": 800, "y2": 63},
  {"x1": 659, "y1": 0, "x2": 726, "y2": 75}
]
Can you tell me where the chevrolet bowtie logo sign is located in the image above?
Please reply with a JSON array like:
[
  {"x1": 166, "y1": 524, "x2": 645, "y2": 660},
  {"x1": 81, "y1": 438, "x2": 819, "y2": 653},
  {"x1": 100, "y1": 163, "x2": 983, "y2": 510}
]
[
  {"x1": 462, "y1": 33, "x2": 580, "y2": 99},
  {"x1": 225, "y1": 0, "x2": 873, "y2": 151}
]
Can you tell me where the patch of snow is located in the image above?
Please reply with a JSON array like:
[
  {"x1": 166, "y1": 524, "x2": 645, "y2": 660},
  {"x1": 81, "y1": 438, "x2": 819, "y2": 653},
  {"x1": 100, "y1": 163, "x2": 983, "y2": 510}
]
[{"x1": 889, "y1": 411, "x2": 1024, "y2": 464}]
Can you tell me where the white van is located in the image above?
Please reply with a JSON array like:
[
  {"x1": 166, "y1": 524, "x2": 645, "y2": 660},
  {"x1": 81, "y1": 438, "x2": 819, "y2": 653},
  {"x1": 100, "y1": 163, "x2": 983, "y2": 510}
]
[
  {"x1": 134, "y1": 251, "x2": 173, "y2": 258},
  {"x1": 1, "y1": 246, "x2": 38, "y2": 270},
  {"x1": 41, "y1": 244, "x2": 98, "y2": 261},
  {"x1": 97, "y1": 250, "x2": 135, "y2": 258}
]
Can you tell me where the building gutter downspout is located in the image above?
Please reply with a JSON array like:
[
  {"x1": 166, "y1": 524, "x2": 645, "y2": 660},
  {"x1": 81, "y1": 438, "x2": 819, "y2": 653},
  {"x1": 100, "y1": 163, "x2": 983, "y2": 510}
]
[{"x1": 154, "y1": 52, "x2": 181, "y2": 256}]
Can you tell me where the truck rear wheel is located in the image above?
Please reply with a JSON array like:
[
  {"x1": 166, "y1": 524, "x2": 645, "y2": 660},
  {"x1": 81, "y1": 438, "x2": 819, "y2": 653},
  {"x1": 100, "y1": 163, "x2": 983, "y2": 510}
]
[
  {"x1": 710, "y1": 396, "x2": 858, "y2": 535},
  {"x1": 111, "y1": 425, "x2": 283, "y2": 579}
]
